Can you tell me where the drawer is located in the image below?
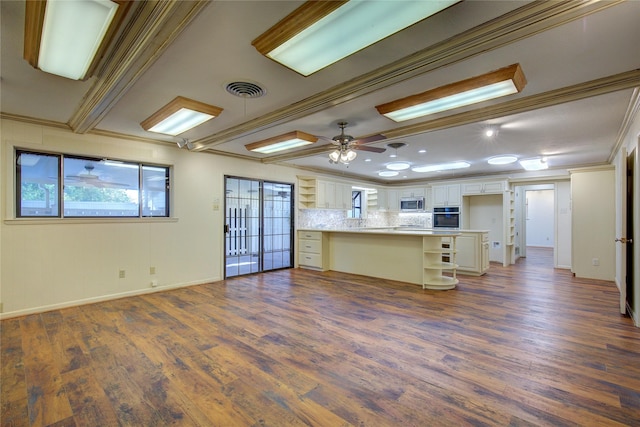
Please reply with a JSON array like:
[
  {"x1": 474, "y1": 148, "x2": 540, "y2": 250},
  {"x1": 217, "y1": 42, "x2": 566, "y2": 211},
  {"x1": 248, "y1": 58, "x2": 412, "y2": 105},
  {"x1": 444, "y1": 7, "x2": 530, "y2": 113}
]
[
  {"x1": 299, "y1": 239, "x2": 322, "y2": 254},
  {"x1": 299, "y1": 230, "x2": 322, "y2": 240},
  {"x1": 299, "y1": 252, "x2": 322, "y2": 268}
]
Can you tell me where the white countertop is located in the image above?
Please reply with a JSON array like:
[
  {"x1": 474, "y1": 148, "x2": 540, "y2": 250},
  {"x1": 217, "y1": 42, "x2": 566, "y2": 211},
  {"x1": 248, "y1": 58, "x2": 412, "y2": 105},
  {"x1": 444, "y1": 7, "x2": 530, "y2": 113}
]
[{"x1": 298, "y1": 227, "x2": 465, "y2": 237}]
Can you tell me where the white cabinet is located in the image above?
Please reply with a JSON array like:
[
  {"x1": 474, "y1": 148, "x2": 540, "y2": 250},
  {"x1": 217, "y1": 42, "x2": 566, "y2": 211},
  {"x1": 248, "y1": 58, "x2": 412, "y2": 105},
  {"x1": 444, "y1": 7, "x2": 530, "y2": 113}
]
[
  {"x1": 298, "y1": 231, "x2": 328, "y2": 270},
  {"x1": 400, "y1": 187, "x2": 425, "y2": 199},
  {"x1": 298, "y1": 176, "x2": 317, "y2": 209},
  {"x1": 454, "y1": 232, "x2": 489, "y2": 275},
  {"x1": 377, "y1": 189, "x2": 399, "y2": 211},
  {"x1": 462, "y1": 180, "x2": 506, "y2": 195},
  {"x1": 433, "y1": 184, "x2": 461, "y2": 206},
  {"x1": 317, "y1": 180, "x2": 352, "y2": 209}
]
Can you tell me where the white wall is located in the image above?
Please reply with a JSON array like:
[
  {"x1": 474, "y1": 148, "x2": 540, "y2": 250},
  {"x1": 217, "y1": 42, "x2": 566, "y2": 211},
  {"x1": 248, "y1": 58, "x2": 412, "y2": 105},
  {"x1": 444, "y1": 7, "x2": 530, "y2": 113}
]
[
  {"x1": 466, "y1": 194, "x2": 503, "y2": 263},
  {"x1": 571, "y1": 168, "x2": 616, "y2": 281},
  {"x1": 555, "y1": 181, "x2": 572, "y2": 269},
  {"x1": 525, "y1": 189, "x2": 554, "y2": 247},
  {"x1": 0, "y1": 119, "x2": 301, "y2": 317}
]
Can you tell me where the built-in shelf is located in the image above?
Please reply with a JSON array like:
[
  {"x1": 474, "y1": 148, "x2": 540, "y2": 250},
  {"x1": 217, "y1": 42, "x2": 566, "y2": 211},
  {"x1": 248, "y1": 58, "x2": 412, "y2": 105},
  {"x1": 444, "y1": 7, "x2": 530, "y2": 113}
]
[{"x1": 422, "y1": 235, "x2": 458, "y2": 290}]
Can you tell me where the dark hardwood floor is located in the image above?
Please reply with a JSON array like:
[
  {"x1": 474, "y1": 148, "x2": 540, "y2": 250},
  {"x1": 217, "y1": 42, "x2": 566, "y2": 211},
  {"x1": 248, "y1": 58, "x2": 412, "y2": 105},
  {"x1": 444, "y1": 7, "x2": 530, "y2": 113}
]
[{"x1": 2, "y1": 248, "x2": 639, "y2": 426}]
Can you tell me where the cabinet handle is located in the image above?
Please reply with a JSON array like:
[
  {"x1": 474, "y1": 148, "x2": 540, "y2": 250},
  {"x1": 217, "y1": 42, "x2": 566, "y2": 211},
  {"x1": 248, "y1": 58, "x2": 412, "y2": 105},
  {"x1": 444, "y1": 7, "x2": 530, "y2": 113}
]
[
  {"x1": 305, "y1": 245, "x2": 312, "y2": 249},
  {"x1": 305, "y1": 256, "x2": 312, "y2": 260}
]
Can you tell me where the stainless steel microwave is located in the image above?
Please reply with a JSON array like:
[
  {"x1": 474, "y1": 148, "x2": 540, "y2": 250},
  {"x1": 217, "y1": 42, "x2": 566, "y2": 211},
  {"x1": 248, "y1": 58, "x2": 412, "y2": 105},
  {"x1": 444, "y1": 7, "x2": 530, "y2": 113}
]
[{"x1": 400, "y1": 197, "x2": 425, "y2": 212}]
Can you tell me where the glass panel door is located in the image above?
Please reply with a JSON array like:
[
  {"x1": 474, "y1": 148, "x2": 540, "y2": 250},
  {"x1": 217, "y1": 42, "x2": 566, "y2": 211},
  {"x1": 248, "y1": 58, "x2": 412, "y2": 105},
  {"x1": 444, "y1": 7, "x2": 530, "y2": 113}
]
[{"x1": 225, "y1": 176, "x2": 293, "y2": 278}]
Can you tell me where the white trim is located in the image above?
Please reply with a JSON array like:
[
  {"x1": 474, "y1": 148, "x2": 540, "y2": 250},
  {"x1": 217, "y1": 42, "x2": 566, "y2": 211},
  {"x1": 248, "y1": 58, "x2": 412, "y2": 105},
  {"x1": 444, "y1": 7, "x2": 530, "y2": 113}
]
[{"x1": 0, "y1": 277, "x2": 221, "y2": 320}]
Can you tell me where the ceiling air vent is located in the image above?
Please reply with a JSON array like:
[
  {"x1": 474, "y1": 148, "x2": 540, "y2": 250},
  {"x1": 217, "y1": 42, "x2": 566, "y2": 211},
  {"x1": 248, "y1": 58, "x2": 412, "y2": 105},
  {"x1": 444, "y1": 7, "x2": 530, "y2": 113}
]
[{"x1": 225, "y1": 81, "x2": 266, "y2": 98}]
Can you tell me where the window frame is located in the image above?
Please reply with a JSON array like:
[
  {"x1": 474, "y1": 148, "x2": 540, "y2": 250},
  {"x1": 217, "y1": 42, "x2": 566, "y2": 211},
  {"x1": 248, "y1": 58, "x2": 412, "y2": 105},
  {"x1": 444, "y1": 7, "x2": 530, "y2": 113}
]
[{"x1": 15, "y1": 149, "x2": 171, "y2": 219}]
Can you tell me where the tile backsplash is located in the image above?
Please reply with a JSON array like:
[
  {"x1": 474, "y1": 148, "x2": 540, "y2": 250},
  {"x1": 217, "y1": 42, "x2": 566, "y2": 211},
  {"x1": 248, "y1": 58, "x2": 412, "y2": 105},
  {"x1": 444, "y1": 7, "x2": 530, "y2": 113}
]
[{"x1": 298, "y1": 209, "x2": 432, "y2": 229}]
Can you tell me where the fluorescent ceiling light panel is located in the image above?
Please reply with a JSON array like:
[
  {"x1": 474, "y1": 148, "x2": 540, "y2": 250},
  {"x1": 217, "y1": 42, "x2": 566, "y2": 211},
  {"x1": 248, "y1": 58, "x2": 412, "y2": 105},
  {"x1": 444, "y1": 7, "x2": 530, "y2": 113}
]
[
  {"x1": 376, "y1": 64, "x2": 527, "y2": 122},
  {"x1": 24, "y1": 0, "x2": 130, "y2": 80},
  {"x1": 519, "y1": 158, "x2": 548, "y2": 171},
  {"x1": 252, "y1": 0, "x2": 459, "y2": 76},
  {"x1": 411, "y1": 161, "x2": 470, "y2": 173},
  {"x1": 141, "y1": 97, "x2": 223, "y2": 136},
  {"x1": 488, "y1": 155, "x2": 518, "y2": 165},
  {"x1": 245, "y1": 131, "x2": 318, "y2": 154}
]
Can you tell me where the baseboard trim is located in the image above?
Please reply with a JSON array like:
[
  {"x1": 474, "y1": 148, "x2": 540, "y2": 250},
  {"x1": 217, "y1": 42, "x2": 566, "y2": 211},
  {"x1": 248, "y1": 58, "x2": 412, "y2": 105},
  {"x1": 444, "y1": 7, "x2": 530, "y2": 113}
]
[{"x1": 0, "y1": 277, "x2": 221, "y2": 320}]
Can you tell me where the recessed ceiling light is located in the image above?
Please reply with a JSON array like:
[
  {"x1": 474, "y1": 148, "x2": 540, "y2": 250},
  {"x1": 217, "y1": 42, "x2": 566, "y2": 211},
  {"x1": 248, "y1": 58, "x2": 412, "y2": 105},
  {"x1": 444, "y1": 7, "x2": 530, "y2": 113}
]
[
  {"x1": 386, "y1": 161, "x2": 411, "y2": 171},
  {"x1": 419, "y1": 149, "x2": 427, "y2": 154},
  {"x1": 364, "y1": 158, "x2": 372, "y2": 162},
  {"x1": 488, "y1": 155, "x2": 517, "y2": 165},
  {"x1": 378, "y1": 171, "x2": 399, "y2": 177},
  {"x1": 520, "y1": 158, "x2": 549, "y2": 171},
  {"x1": 411, "y1": 161, "x2": 470, "y2": 173}
]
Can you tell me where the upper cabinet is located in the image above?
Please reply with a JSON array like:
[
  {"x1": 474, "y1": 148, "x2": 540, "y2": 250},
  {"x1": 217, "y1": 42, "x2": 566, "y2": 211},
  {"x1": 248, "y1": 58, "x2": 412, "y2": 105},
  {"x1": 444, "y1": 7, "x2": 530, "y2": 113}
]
[
  {"x1": 461, "y1": 180, "x2": 507, "y2": 195},
  {"x1": 399, "y1": 187, "x2": 425, "y2": 199},
  {"x1": 433, "y1": 184, "x2": 461, "y2": 207},
  {"x1": 298, "y1": 176, "x2": 317, "y2": 209},
  {"x1": 317, "y1": 180, "x2": 351, "y2": 209}
]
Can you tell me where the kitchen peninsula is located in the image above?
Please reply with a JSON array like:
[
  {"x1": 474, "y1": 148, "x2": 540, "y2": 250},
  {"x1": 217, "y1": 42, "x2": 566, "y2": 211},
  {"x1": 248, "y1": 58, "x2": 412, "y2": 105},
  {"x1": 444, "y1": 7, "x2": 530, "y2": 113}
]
[{"x1": 298, "y1": 228, "x2": 467, "y2": 290}]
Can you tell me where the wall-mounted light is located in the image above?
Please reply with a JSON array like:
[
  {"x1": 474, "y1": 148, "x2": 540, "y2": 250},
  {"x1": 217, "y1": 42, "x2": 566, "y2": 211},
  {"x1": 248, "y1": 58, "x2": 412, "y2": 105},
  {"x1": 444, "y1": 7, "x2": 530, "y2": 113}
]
[
  {"x1": 24, "y1": 0, "x2": 131, "y2": 80},
  {"x1": 141, "y1": 96, "x2": 223, "y2": 136},
  {"x1": 252, "y1": 0, "x2": 459, "y2": 76},
  {"x1": 376, "y1": 64, "x2": 527, "y2": 122},
  {"x1": 411, "y1": 161, "x2": 470, "y2": 173},
  {"x1": 245, "y1": 131, "x2": 317, "y2": 154}
]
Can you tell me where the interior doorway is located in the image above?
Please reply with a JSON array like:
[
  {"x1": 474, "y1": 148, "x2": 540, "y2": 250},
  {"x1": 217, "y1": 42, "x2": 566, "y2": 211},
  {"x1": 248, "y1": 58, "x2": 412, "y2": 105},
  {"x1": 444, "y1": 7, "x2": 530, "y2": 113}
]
[
  {"x1": 623, "y1": 149, "x2": 635, "y2": 316},
  {"x1": 224, "y1": 176, "x2": 294, "y2": 278}
]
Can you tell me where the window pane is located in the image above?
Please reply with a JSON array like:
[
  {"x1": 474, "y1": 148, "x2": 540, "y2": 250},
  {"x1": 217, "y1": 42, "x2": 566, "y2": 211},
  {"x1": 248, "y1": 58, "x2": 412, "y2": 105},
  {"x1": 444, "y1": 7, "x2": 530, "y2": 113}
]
[
  {"x1": 17, "y1": 151, "x2": 60, "y2": 217},
  {"x1": 63, "y1": 158, "x2": 139, "y2": 217},
  {"x1": 142, "y1": 165, "x2": 169, "y2": 217}
]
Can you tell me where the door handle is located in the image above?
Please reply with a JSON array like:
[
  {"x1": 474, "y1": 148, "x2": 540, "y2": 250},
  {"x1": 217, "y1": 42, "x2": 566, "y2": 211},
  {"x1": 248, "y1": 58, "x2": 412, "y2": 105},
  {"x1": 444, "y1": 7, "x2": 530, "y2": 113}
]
[
  {"x1": 224, "y1": 224, "x2": 230, "y2": 233},
  {"x1": 615, "y1": 237, "x2": 632, "y2": 244}
]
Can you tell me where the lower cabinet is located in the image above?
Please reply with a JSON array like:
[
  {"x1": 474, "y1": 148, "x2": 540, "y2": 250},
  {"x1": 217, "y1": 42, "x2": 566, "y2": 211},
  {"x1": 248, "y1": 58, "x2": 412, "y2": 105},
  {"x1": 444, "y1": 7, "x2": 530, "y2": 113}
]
[
  {"x1": 454, "y1": 232, "x2": 489, "y2": 275},
  {"x1": 298, "y1": 231, "x2": 328, "y2": 271}
]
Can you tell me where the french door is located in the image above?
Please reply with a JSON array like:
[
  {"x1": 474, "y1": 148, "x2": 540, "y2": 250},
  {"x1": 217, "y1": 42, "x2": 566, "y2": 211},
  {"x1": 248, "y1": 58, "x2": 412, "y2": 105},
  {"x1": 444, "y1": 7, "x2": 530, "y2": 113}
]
[{"x1": 224, "y1": 176, "x2": 294, "y2": 278}]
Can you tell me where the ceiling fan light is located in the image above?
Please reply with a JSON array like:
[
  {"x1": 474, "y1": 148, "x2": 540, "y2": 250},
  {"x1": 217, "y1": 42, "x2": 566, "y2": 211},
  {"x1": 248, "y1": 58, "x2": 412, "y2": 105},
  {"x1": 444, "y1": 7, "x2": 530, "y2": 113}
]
[
  {"x1": 329, "y1": 150, "x2": 340, "y2": 162},
  {"x1": 345, "y1": 150, "x2": 357, "y2": 162},
  {"x1": 252, "y1": 0, "x2": 459, "y2": 76},
  {"x1": 386, "y1": 161, "x2": 410, "y2": 171},
  {"x1": 376, "y1": 64, "x2": 526, "y2": 122},
  {"x1": 487, "y1": 155, "x2": 518, "y2": 165}
]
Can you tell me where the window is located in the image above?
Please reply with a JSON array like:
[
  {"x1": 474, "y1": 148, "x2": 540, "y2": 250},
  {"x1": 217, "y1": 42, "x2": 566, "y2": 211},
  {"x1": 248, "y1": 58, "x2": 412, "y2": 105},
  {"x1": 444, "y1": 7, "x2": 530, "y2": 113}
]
[
  {"x1": 349, "y1": 190, "x2": 362, "y2": 219},
  {"x1": 16, "y1": 150, "x2": 170, "y2": 218}
]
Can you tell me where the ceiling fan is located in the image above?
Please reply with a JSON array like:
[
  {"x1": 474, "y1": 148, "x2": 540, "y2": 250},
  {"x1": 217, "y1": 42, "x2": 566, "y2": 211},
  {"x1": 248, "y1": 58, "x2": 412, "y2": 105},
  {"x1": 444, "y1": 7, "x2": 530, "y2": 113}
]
[
  {"x1": 323, "y1": 122, "x2": 386, "y2": 164},
  {"x1": 65, "y1": 164, "x2": 130, "y2": 188}
]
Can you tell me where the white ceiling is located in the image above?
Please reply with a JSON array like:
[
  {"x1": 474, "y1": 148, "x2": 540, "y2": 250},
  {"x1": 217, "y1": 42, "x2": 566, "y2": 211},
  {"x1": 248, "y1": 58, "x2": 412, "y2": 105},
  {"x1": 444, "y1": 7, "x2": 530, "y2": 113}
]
[{"x1": 2, "y1": 0, "x2": 639, "y2": 184}]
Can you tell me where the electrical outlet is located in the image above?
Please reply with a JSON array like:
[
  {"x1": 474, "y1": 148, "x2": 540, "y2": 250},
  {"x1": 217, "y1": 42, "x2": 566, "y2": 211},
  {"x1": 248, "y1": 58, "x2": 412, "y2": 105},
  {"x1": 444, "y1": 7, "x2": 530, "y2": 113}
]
[
  {"x1": 592, "y1": 258, "x2": 599, "y2": 266},
  {"x1": 119, "y1": 270, "x2": 126, "y2": 279},
  {"x1": 151, "y1": 280, "x2": 158, "y2": 288},
  {"x1": 150, "y1": 266, "x2": 156, "y2": 275}
]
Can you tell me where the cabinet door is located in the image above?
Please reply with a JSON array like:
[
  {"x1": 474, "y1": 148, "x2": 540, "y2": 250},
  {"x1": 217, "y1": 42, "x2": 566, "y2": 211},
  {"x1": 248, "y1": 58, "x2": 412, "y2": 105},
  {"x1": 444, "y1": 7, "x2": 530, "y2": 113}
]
[
  {"x1": 456, "y1": 234, "x2": 479, "y2": 271},
  {"x1": 483, "y1": 181, "x2": 505, "y2": 193},
  {"x1": 386, "y1": 189, "x2": 399, "y2": 211},
  {"x1": 462, "y1": 183, "x2": 483, "y2": 195},
  {"x1": 433, "y1": 186, "x2": 448, "y2": 206},
  {"x1": 446, "y1": 184, "x2": 461, "y2": 206},
  {"x1": 482, "y1": 241, "x2": 490, "y2": 271},
  {"x1": 400, "y1": 187, "x2": 425, "y2": 198}
]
